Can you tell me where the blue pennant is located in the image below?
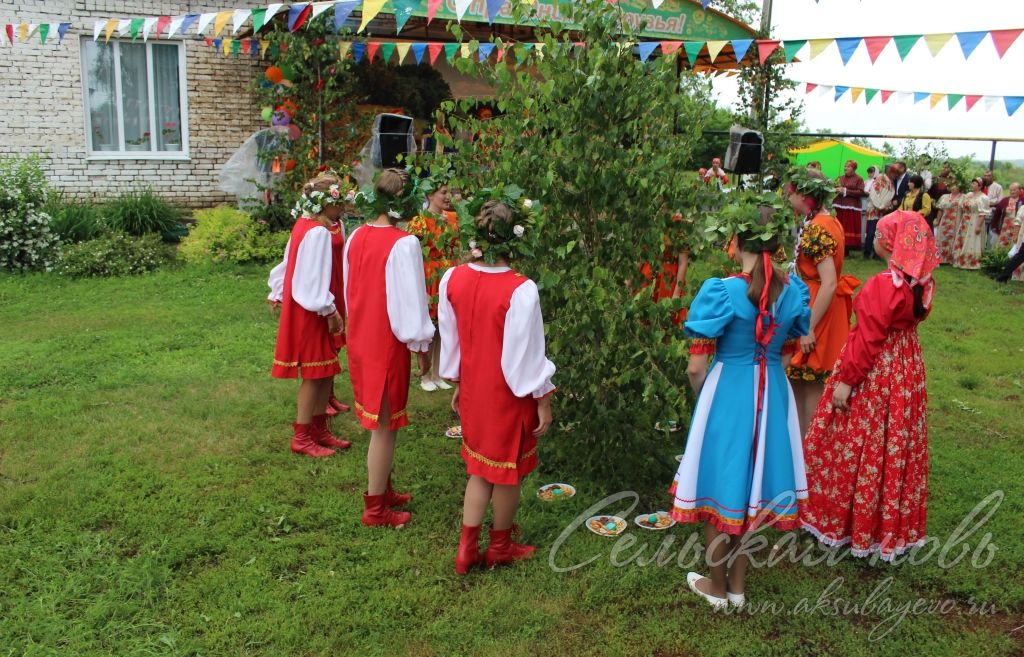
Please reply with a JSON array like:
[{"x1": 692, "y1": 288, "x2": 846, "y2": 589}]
[
  {"x1": 638, "y1": 42, "x2": 659, "y2": 62},
  {"x1": 412, "y1": 42, "x2": 426, "y2": 65},
  {"x1": 956, "y1": 31, "x2": 987, "y2": 59},
  {"x1": 334, "y1": 1, "x2": 358, "y2": 32},
  {"x1": 835, "y1": 37, "x2": 862, "y2": 65}
]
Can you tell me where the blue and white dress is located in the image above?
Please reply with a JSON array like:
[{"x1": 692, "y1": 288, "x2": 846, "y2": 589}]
[{"x1": 669, "y1": 274, "x2": 811, "y2": 535}]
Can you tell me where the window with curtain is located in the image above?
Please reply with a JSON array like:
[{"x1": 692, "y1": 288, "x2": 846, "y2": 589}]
[{"x1": 81, "y1": 39, "x2": 187, "y2": 156}]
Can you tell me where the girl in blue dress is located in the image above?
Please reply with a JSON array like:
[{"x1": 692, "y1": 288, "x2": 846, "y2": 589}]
[{"x1": 669, "y1": 206, "x2": 810, "y2": 610}]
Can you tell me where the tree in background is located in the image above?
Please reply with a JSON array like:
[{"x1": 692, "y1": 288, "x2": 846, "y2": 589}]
[{"x1": 353, "y1": 61, "x2": 452, "y2": 120}]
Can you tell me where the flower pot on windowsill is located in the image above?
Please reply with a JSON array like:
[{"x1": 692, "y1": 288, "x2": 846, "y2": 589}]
[{"x1": 164, "y1": 142, "x2": 181, "y2": 152}]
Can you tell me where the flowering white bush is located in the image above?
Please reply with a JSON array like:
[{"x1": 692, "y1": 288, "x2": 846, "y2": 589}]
[
  {"x1": 58, "y1": 233, "x2": 173, "y2": 278},
  {"x1": 0, "y1": 155, "x2": 61, "y2": 272}
]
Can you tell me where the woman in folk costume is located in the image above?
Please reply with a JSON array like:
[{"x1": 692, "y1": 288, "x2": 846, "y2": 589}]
[
  {"x1": 268, "y1": 173, "x2": 353, "y2": 457},
  {"x1": 784, "y1": 169, "x2": 860, "y2": 436},
  {"x1": 864, "y1": 165, "x2": 895, "y2": 260},
  {"x1": 344, "y1": 168, "x2": 435, "y2": 528},
  {"x1": 952, "y1": 177, "x2": 990, "y2": 270},
  {"x1": 438, "y1": 193, "x2": 555, "y2": 575},
  {"x1": 408, "y1": 180, "x2": 460, "y2": 392},
  {"x1": 993, "y1": 182, "x2": 1023, "y2": 250},
  {"x1": 670, "y1": 202, "x2": 810, "y2": 610},
  {"x1": 801, "y1": 211, "x2": 938, "y2": 561},
  {"x1": 833, "y1": 160, "x2": 866, "y2": 252},
  {"x1": 639, "y1": 212, "x2": 693, "y2": 325},
  {"x1": 934, "y1": 179, "x2": 966, "y2": 264}
]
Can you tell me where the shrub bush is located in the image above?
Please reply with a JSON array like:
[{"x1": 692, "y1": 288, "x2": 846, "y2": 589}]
[
  {"x1": 58, "y1": 233, "x2": 174, "y2": 278},
  {"x1": 180, "y1": 205, "x2": 289, "y2": 265},
  {"x1": 104, "y1": 189, "x2": 184, "y2": 238},
  {"x1": 45, "y1": 196, "x2": 105, "y2": 243},
  {"x1": 0, "y1": 154, "x2": 61, "y2": 272},
  {"x1": 981, "y1": 248, "x2": 1010, "y2": 278}
]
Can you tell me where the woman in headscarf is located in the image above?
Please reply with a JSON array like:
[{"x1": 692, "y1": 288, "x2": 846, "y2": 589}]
[
  {"x1": 801, "y1": 210, "x2": 938, "y2": 562},
  {"x1": 864, "y1": 165, "x2": 895, "y2": 260},
  {"x1": 833, "y1": 160, "x2": 866, "y2": 252}
]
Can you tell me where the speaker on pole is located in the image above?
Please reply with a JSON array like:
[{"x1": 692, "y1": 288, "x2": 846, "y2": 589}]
[
  {"x1": 724, "y1": 125, "x2": 763, "y2": 175},
  {"x1": 372, "y1": 113, "x2": 416, "y2": 168}
]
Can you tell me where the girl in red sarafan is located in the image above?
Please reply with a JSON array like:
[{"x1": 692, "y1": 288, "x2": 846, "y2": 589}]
[
  {"x1": 344, "y1": 168, "x2": 436, "y2": 529},
  {"x1": 268, "y1": 173, "x2": 353, "y2": 458},
  {"x1": 438, "y1": 195, "x2": 555, "y2": 575},
  {"x1": 801, "y1": 210, "x2": 938, "y2": 562}
]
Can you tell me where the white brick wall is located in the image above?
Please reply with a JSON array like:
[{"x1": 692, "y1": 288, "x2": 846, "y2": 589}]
[{"x1": 0, "y1": 0, "x2": 265, "y2": 208}]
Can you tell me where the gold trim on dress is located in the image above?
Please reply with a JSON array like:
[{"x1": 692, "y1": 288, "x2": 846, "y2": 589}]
[
  {"x1": 274, "y1": 357, "x2": 339, "y2": 368},
  {"x1": 354, "y1": 403, "x2": 407, "y2": 423},
  {"x1": 462, "y1": 441, "x2": 536, "y2": 469}
]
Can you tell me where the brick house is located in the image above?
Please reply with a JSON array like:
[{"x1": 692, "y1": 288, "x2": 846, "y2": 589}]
[{"x1": 1, "y1": 0, "x2": 263, "y2": 208}]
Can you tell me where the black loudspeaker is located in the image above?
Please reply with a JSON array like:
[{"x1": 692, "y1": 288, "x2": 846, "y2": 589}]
[
  {"x1": 724, "y1": 125, "x2": 763, "y2": 174},
  {"x1": 373, "y1": 113, "x2": 414, "y2": 168}
]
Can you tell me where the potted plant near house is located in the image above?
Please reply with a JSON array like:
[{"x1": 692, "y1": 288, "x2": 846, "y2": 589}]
[{"x1": 162, "y1": 121, "x2": 181, "y2": 151}]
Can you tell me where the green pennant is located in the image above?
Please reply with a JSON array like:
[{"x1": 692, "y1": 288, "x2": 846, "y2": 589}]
[
  {"x1": 947, "y1": 93, "x2": 964, "y2": 110},
  {"x1": 782, "y1": 39, "x2": 806, "y2": 63},
  {"x1": 38, "y1": 23, "x2": 49, "y2": 44},
  {"x1": 269, "y1": 44, "x2": 280, "y2": 59},
  {"x1": 444, "y1": 43, "x2": 458, "y2": 63},
  {"x1": 392, "y1": 0, "x2": 418, "y2": 33},
  {"x1": 682, "y1": 41, "x2": 704, "y2": 67},
  {"x1": 130, "y1": 18, "x2": 144, "y2": 40},
  {"x1": 251, "y1": 8, "x2": 267, "y2": 33},
  {"x1": 893, "y1": 34, "x2": 921, "y2": 60},
  {"x1": 380, "y1": 42, "x2": 396, "y2": 62},
  {"x1": 232, "y1": 39, "x2": 241, "y2": 57},
  {"x1": 864, "y1": 88, "x2": 879, "y2": 104}
]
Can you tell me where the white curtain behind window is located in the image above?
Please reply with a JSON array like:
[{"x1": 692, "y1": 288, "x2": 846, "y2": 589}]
[
  {"x1": 83, "y1": 41, "x2": 118, "y2": 151},
  {"x1": 120, "y1": 43, "x2": 151, "y2": 151},
  {"x1": 152, "y1": 44, "x2": 182, "y2": 151}
]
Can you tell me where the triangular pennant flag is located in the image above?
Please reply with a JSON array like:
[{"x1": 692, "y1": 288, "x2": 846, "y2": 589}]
[
  {"x1": 496, "y1": 43, "x2": 508, "y2": 63},
  {"x1": 535, "y1": 42, "x2": 546, "y2": 59},
  {"x1": 782, "y1": 39, "x2": 805, "y2": 63},
  {"x1": 93, "y1": 21, "x2": 103, "y2": 41},
  {"x1": 816, "y1": 85, "x2": 833, "y2": 98},
  {"x1": 367, "y1": 41, "x2": 381, "y2": 62},
  {"x1": 835, "y1": 37, "x2": 861, "y2": 65},
  {"x1": 956, "y1": 31, "x2": 987, "y2": 59},
  {"x1": 947, "y1": 94, "x2": 964, "y2": 110},
  {"x1": 881, "y1": 89, "x2": 895, "y2": 104},
  {"x1": 142, "y1": 17, "x2": 157, "y2": 41},
  {"x1": 863, "y1": 36, "x2": 890, "y2": 63},
  {"x1": 805, "y1": 83, "x2": 817, "y2": 94},
  {"x1": 339, "y1": 41, "x2": 352, "y2": 59},
  {"x1": 444, "y1": 43, "x2": 458, "y2": 62},
  {"x1": 411, "y1": 42, "x2": 426, "y2": 64},
  {"x1": 652, "y1": 0, "x2": 664, "y2": 7},
  {"x1": 929, "y1": 93, "x2": 945, "y2": 109},
  {"x1": 637, "y1": 41, "x2": 658, "y2": 63},
  {"x1": 808, "y1": 38, "x2": 832, "y2": 60},
  {"x1": 154, "y1": 16, "x2": 170, "y2": 38},
  {"x1": 730, "y1": 39, "x2": 752, "y2": 63},
  {"x1": 706, "y1": 40, "x2": 728, "y2": 63},
  {"x1": 264, "y1": 3, "x2": 284, "y2": 28},
  {"x1": 683, "y1": 41, "x2": 704, "y2": 67},
  {"x1": 924, "y1": 33, "x2": 952, "y2": 57},
  {"x1": 232, "y1": 39, "x2": 241, "y2": 57},
  {"x1": 249, "y1": 39, "x2": 260, "y2": 57},
  {"x1": 116, "y1": 19, "x2": 131, "y2": 38},
  {"x1": 460, "y1": 43, "x2": 472, "y2": 59},
  {"x1": 4, "y1": 24, "x2": 13, "y2": 44},
  {"x1": 104, "y1": 19, "x2": 118, "y2": 42},
  {"x1": 57, "y1": 22, "x2": 70, "y2": 43},
  {"x1": 893, "y1": 34, "x2": 920, "y2": 60},
  {"x1": 166, "y1": 16, "x2": 183, "y2": 37},
  {"x1": 486, "y1": 0, "x2": 505, "y2": 24},
  {"x1": 379, "y1": 42, "x2": 395, "y2": 62},
  {"x1": 661, "y1": 40, "x2": 682, "y2": 55},
  {"x1": 261, "y1": 40, "x2": 272, "y2": 58},
  {"x1": 359, "y1": 0, "x2": 387, "y2": 31},
  {"x1": 427, "y1": 42, "x2": 443, "y2": 64},
  {"x1": 38, "y1": 23, "x2": 49, "y2": 44},
  {"x1": 352, "y1": 41, "x2": 366, "y2": 62},
  {"x1": 865, "y1": 88, "x2": 879, "y2": 104},
  {"x1": 1005, "y1": 96, "x2": 1024, "y2": 117},
  {"x1": 991, "y1": 29, "x2": 1022, "y2": 58},
  {"x1": 851, "y1": 87, "x2": 863, "y2": 103},
  {"x1": 310, "y1": 2, "x2": 333, "y2": 21},
  {"x1": 251, "y1": 8, "x2": 268, "y2": 32},
  {"x1": 701, "y1": 0, "x2": 711, "y2": 7},
  {"x1": 478, "y1": 43, "x2": 495, "y2": 61},
  {"x1": 288, "y1": 4, "x2": 312, "y2": 31},
  {"x1": 394, "y1": 0, "x2": 418, "y2": 32},
  {"x1": 396, "y1": 42, "x2": 411, "y2": 63},
  {"x1": 212, "y1": 38, "x2": 223, "y2": 53},
  {"x1": 17, "y1": 23, "x2": 29, "y2": 42},
  {"x1": 196, "y1": 13, "x2": 217, "y2": 35},
  {"x1": 454, "y1": 0, "x2": 473, "y2": 21},
  {"x1": 180, "y1": 14, "x2": 199, "y2": 34},
  {"x1": 334, "y1": 2, "x2": 357, "y2": 31},
  {"x1": 232, "y1": 9, "x2": 251, "y2": 33},
  {"x1": 913, "y1": 91, "x2": 929, "y2": 104},
  {"x1": 427, "y1": 0, "x2": 444, "y2": 23},
  {"x1": 984, "y1": 95, "x2": 1000, "y2": 112},
  {"x1": 835, "y1": 86, "x2": 850, "y2": 101},
  {"x1": 895, "y1": 91, "x2": 914, "y2": 105},
  {"x1": 213, "y1": 10, "x2": 232, "y2": 37},
  {"x1": 757, "y1": 39, "x2": 781, "y2": 64},
  {"x1": 965, "y1": 95, "x2": 982, "y2": 111}
]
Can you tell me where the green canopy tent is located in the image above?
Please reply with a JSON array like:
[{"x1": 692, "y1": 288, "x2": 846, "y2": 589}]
[{"x1": 790, "y1": 139, "x2": 890, "y2": 180}]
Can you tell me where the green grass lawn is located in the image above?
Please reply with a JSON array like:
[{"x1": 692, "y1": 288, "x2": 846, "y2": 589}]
[{"x1": 1, "y1": 258, "x2": 1023, "y2": 657}]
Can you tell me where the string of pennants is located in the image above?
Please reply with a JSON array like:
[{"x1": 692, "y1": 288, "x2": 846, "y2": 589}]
[
  {"x1": 802, "y1": 82, "x2": 1024, "y2": 117},
  {"x1": 1, "y1": 22, "x2": 72, "y2": 45}
]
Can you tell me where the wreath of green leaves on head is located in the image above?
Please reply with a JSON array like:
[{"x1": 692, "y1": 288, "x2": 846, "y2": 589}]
[
  {"x1": 786, "y1": 167, "x2": 836, "y2": 209},
  {"x1": 354, "y1": 167, "x2": 433, "y2": 222},
  {"x1": 454, "y1": 185, "x2": 542, "y2": 264},
  {"x1": 703, "y1": 192, "x2": 796, "y2": 252}
]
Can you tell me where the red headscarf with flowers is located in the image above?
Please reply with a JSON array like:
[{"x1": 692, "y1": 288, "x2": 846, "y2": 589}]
[{"x1": 875, "y1": 210, "x2": 940, "y2": 307}]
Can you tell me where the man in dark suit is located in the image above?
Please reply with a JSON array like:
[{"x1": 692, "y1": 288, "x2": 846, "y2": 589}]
[
  {"x1": 996, "y1": 244, "x2": 1024, "y2": 283},
  {"x1": 890, "y1": 161, "x2": 910, "y2": 211}
]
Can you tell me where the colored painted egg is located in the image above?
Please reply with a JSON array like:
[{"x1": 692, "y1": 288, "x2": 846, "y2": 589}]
[
  {"x1": 605, "y1": 522, "x2": 618, "y2": 531},
  {"x1": 552, "y1": 488, "x2": 563, "y2": 496},
  {"x1": 648, "y1": 514, "x2": 658, "y2": 523}
]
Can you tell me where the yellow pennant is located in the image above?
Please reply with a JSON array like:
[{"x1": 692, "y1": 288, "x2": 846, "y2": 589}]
[
  {"x1": 339, "y1": 41, "x2": 352, "y2": 59},
  {"x1": 535, "y1": 42, "x2": 545, "y2": 59},
  {"x1": 808, "y1": 39, "x2": 832, "y2": 60},
  {"x1": 104, "y1": 19, "x2": 118, "y2": 42},
  {"x1": 460, "y1": 43, "x2": 470, "y2": 58},
  {"x1": 930, "y1": 92, "x2": 945, "y2": 108},
  {"x1": 213, "y1": 10, "x2": 232, "y2": 37},
  {"x1": 222, "y1": 38, "x2": 232, "y2": 56},
  {"x1": 261, "y1": 40, "x2": 272, "y2": 58},
  {"x1": 851, "y1": 87, "x2": 863, "y2": 103},
  {"x1": 924, "y1": 33, "x2": 952, "y2": 57},
  {"x1": 396, "y1": 43, "x2": 411, "y2": 64},
  {"x1": 18, "y1": 22, "x2": 28, "y2": 42},
  {"x1": 706, "y1": 40, "x2": 728, "y2": 63},
  {"x1": 358, "y1": 0, "x2": 387, "y2": 33}
]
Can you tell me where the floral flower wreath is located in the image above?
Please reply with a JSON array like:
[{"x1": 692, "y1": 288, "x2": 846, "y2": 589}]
[
  {"x1": 354, "y1": 167, "x2": 433, "y2": 222},
  {"x1": 290, "y1": 172, "x2": 357, "y2": 220},
  {"x1": 455, "y1": 185, "x2": 542, "y2": 264}
]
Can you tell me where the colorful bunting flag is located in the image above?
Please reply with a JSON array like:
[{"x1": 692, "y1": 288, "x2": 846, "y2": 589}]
[
  {"x1": 38, "y1": 23, "x2": 49, "y2": 44},
  {"x1": 454, "y1": 0, "x2": 473, "y2": 21},
  {"x1": 756, "y1": 39, "x2": 780, "y2": 64},
  {"x1": 334, "y1": 1, "x2": 357, "y2": 31},
  {"x1": 310, "y1": 1, "x2": 334, "y2": 21},
  {"x1": 196, "y1": 13, "x2": 217, "y2": 35},
  {"x1": 881, "y1": 89, "x2": 894, "y2": 104},
  {"x1": 428, "y1": 42, "x2": 443, "y2": 65},
  {"x1": 661, "y1": 40, "x2": 682, "y2": 55},
  {"x1": 251, "y1": 7, "x2": 268, "y2": 32},
  {"x1": 232, "y1": 9, "x2": 251, "y2": 33},
  {"x1": 924, "y1": 33, "x2": 952, "y2": 57},
  {"x1": 1006, "y1": 96, "x2": 1024, "y2": 117},
  {"x1": 956, "y1": 31, "x2": 987, "y2": 59},
  {"x1": 57, "y1": 22, "x2": 70, "y2": 43},
  {"x1": 359, "y1": 0, "x2": 386, "y2": 31},
  {"x1": 730, "y1": 38, "x2": 752, "y2": 63},
  {"x1": 706, "y1": 40, "x2": 728, "y2": 63},
  {"x1": 339, "y1": 40, "x2": 352, "y2": 59},
  {"x1": 683, "y1": 41, "x2": 704, "y2": 67},
  {"x1": 835, "y1": 37, "x2": 861, "y2": 65},
  {"x1": 103, "y1": 19, "x2": 118, "y2": 42},
  {"x1": 213, "y1": 10, "x2": 232, "y2": 37},
  {"x1": 834, "y1": 85, "x2": 849, "y2": 101},
  {"x1": 486, "y1": 0, "x2": 505, "y2": 24},
  {"x1": 913, "y1": 91, "x2": 929, "y2": 104},
  {"x1": 851, "y1": 87, "x2": 863, "y2": 103},
  {"x1": 444, "y1": 42, "x2": 458, "y2": 62},
  {"x1": 965, "y1": 95, "x2": 982, "y2": 111},
  {"x1": 366, "y1": 41, "x2": 380, "y2": 62},
  {"x1": 288, "y1": 4, "x2": 312, "y2": 31},
  {"x1": 893, "y1": 34, "x2": 920, "y2": 60},
  {"x1": 352, "y1": 41, "x2": 366, "y2": 63},
  {"x1": 479, "y1": 42, "x2": 495, "y2": 61},
  {"x1": 946, "y1": 94, "x2": 963, "y2": 110},
  {"x1": 990, "y1": 29, "x2": 1022, "y2": 58},
  {"x1": 782, "y1": 39, "x2": 805, "y2": 63},
  {"x1": 807, "y1": 38, "x2": 831, "y2": 60},
  {"x1": 264, "y1": 3, "x2": 285, "y2": 27},
  {"x1": 637, "y1": 41, "x2": 658, "y2": 62},
  {"x1": 427, "y1": 0, "x2": 444, "y2": 23},
  {"x1": 396, "y1": 42, "x2": 411, "y2": 63},
  {"x1": 863, "y1": 36, "x2": 890, "y2": 63},
  {"x1": 805, "y1": 83, "x2": 817, "y2": 94},
  {"x1": 929, "y1": 93, "x2": 944, "y2": 109}
]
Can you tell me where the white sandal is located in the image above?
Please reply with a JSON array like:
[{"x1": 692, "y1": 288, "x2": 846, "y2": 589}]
[
  {"x1": 727, "y1": 591, "x2": 746, "y2": 608},
  {"x1": 420, "y1": 379, "x2": 438, "y2": 392},
  {"x1": 686, "y1": 572, "x2": 727, "y2": 610}
]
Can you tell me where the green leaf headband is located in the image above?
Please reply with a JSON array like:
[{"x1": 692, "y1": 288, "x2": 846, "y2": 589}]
[
  {"x1": 786, "y1": 167, "x2": 837, "y2": 207},
  {"x1": 703, "y1": 192, "x2": 795, "y2": 247},
  {"x1": 354, "y1": 168, "x2": 433, "y2": 222}
]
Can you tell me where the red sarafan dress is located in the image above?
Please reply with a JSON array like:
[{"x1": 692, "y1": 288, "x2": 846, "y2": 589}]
[
  {"x1": 328, "y1": 220, "x2": 346, "y2": 350},
  {"x1": 343, "y1": 224, "x2": 434, "y2": 430},
  {"x1": 801, "y1": 272, "x2": 931, "y2": 561},
  {"x1": 268, "y1": 217, "x2": 342, "y2": 380},
  {"x1": 437, "y1": 264, "x2": 556, "y2": 485}
]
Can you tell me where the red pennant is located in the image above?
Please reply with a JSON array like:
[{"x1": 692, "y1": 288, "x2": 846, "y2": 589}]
[
  {"x1": 427, "y1": 43, "x2": 443, "y2": 65},
  {"x1": 965, "y1": 95, "x2": 982, "y2": 111},
  {"x1": 426, "y1": 0, "x2": 443, "y2": 23},
  {"x1": 805, "y1": 83, "x2": 817, "y2": 94},
  {"x1": 154, "y1": 16, "x2": 170, "y2": 38},
  {"x1": 863, "y1": 36, "x2": 891, "y2": 63},
  {"x1": 757, "y1": 40, "x2": 781, "y2": 64},
  {"x1": 5, "y1": 24, "x2": 13, "y2": 45},
  {"x1": 496, "y1": 44, "x2": 507, "y2": 63},
  {"x1": 881, "y1": 90, "x2": 895, "y2": 103},
  {"x1": 289, "y1": 5, "x2": 312, "y2": 32},
  {"x1": 660, "y1": 40, "x2": 682, "y2": 55},
  {"x1": 367, "y1": 42, "x2": 380, "y2": 62},
  {"x1": 990, "y1": 29, "x2": 1022, "y2": 58},
  {"x1": 205, "y1": 37, "x2": 213, "y2": 46}
]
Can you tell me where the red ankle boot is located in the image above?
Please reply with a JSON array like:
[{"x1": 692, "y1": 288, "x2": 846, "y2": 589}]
[
  {"x1": 484, "y1": 526, "x2": 535, "y2": 568},
  {"x1": 384, "y1": 476, "x2": 412, "y2": 508},
  {"x1": 329, "y1": 396, "x2": 351, "y2": 413},
  {"x1": 361, "y1": 493, "x2": 411, "y2": 528},
  {"x1": 311, "y1": 414, "x2": 351, "y2": 450},
  {"x1": 290, "y1": 423, "x2": 335, "y2": 458},
  {"x1": 324, "y1": 403, "x2": 339, "y2": 417},
  {"x1": 455, "y1": 524, "x2": 483, "y2": 575}
]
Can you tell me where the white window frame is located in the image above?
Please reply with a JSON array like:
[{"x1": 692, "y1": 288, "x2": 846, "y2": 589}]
[{"x1": 80, "y1": 37, "x2": 190, "y2": 161}]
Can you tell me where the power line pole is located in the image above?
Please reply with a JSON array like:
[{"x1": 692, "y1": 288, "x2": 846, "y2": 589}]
[{"x1": 758, "y1": 0, "x2": 774, "y2": 133}]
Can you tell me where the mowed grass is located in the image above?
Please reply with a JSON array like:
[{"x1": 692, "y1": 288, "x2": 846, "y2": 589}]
[{"x1": 1, "y1": 258, "x2": 1022, "y2": 657}]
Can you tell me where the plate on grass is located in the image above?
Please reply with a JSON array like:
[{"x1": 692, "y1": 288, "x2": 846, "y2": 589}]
[
  {"x1": 537, "y1": 483, "x2": 576, "y2": 501},
  {"x1": 587, "y1": 515, "x2": 627, "y2": 537},
  {"x1": 634, "y1": 511, "x2": 676, "y2": 531},
  {"x1": 655, "y1": 420, "x2": 681, "y2": 433},
  {"x1": 445, "y1": 425, "x2": 462, "y2": 439}
]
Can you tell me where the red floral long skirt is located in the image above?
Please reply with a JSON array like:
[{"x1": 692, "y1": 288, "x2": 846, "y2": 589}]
[{"x1": 800, "y1": 328, "x2": 929, "y2": 561}]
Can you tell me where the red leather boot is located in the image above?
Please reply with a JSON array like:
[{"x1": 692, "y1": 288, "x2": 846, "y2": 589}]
[
  {"x1": 455, "y1": 524, "x2": 483, "y2": 575},
  {"x1": 384, "y1": 476, "x2": 412, "y2": 508},
  {"x1": 311, "y1": 414, "x2": 352, "y2": 450},
  {"x1": 361, "y1": 493, "x2": 411, "y2": 528},
  {"x1": 290, "y1": 423, "x2": 335, "y2": 458},
  {"x1": 329, "y1": 395, "x2": 351, "y2": 413},
  {"x1": 324, "y1": 403, "x2": 339, "y2": 417},
  {"x1": 484, "y1": 526, "x2": 535, "y2": 567}
]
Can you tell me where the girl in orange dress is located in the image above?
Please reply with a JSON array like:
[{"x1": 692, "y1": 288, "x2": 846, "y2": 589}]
[
  {"x1": 408, "y1": 181, "x2": 460, "y2": 392},
  {"x1": 639, "y1": 213, "x2": 691, "y2": 325},
  {"x1": 785, "y1": 170, "x2": 861, "y2": 436}
]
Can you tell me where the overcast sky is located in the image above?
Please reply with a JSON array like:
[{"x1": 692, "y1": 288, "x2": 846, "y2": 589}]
[{"x1": 711, "y1": 0, "x2": 1024, "y2": 164}]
